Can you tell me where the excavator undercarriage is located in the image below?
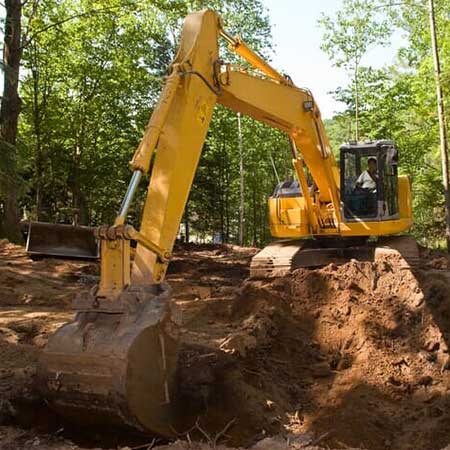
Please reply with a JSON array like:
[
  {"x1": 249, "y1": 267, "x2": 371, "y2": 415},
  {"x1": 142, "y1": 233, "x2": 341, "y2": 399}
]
[{"x1": 250, "y1": 235, "x2": 420, "y2": 278}]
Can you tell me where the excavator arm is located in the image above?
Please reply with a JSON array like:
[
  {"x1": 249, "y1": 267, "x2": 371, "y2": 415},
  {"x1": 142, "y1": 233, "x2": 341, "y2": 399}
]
[{"x1": 96, "y1": 9, "x2": 340, "y2": 298}]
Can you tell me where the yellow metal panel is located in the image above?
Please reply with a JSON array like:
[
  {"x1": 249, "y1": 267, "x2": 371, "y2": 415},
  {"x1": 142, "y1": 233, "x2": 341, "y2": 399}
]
[
  {"x1": 398, "y1": 175, "x2": 413, "y2": 220},
  {"x1": 339, "y1": 218, "x2": 412, "y2": 236},
  {"x1": 292, "y1": 158, "x2": 316, "y2": 232},
  {"x1": 98, "y1": 239, "x2": 130, "y2": 298},
  {"x1": 268, "y1": 197, "x2": 309, "y2": 237}
]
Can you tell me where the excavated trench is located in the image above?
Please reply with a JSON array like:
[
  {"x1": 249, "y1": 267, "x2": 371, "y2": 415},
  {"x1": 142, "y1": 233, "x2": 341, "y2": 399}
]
[{"x1": 2, "y1": 239, "x2": 450, "y2": 450}]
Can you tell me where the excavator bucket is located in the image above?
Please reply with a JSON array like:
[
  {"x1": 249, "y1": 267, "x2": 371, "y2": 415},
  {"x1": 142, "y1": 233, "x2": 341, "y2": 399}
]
[
  {"x1": 25, "y1": 221, "x2": 99, "y2": 260},
  {"x1": 37, "y1": 284, "x2": 185, "y2": 436}
]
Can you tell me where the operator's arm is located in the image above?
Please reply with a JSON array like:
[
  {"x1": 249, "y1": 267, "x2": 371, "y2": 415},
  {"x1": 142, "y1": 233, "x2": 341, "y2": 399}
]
[{"x1": 356, "y1": 171, "x2": 366, "y2": 187}]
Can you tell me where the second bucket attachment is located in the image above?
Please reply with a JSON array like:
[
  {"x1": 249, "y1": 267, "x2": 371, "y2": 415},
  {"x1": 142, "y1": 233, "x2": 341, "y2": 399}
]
[{"x1": 25, "y1": 221, "x2": 99, "y2": 260}]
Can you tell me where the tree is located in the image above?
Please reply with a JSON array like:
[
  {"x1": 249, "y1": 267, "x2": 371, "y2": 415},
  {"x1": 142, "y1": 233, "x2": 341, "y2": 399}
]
[
  {"x1": 428, "y1": 0, "x2": 450, "y2": 250},
  {"x1": 0, "y1": 0, "x2": 23, "y2": 242},
  {"x1": 319, "y1": 0, "x2": 390, "y2": 140},
  {"x1": 321, "y1": 0, "x2": 450, "y2": 247},
  {"x1": 237, "y1": 112, "x2": 244, "y2": 246},
  {"x1": 15, "y1": 0, "x2": 279, "y2": 247}
]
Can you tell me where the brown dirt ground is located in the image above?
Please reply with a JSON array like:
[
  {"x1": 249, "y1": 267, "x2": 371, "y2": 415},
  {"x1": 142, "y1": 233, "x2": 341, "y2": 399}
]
[{"x1": 2, "y1": 239, "x2": 450, "y2": 450}]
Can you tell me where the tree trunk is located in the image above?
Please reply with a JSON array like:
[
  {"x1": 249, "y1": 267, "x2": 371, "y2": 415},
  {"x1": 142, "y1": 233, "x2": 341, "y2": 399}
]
[
  {"x1": 252, "y1": 181, "x2": 257, "y2": 246},
  {"x1": 31, "y1": 52, "x2": 44, "y2": 220},
  {"x1": 225, "y1": 163, "x2": 230, "y2": 242},
  {"x1": 354, "y1": 62, "x2": 360, "y2": 141},
  {"x1": 0, "y1": 0, "x2": 23, "y2": 242},
  {"x1": 429, "y1": 0, "x2": 450, "y2": 251},
  {"x1": 71, "y1": 143, "x2": 89, "y2": 225},
  {"x1": 72, "y1": 99, "x2": 88, "y2": 225},
  {"x1": 220, "y1": 137, "x2": 226, "y2": 242},
  {"x1": 184, "y1": 202, "x2": 190, "y2": 244},
  {"x1": 237, "y1": 112, "x2": 244, "y2": 246}
]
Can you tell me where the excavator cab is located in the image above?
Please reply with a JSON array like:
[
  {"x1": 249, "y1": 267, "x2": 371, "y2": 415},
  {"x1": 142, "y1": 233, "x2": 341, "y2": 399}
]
[{"x1": 340, "y1": 140, "x2": 399, "y2": 222}]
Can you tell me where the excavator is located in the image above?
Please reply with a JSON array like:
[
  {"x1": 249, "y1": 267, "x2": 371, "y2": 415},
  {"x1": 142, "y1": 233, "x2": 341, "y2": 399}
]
[{"x1": 37, "y1": 9, "x2": 416, "y2": 438}]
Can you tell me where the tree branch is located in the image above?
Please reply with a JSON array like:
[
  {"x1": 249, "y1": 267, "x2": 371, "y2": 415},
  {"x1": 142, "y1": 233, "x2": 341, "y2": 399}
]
[
  {"x1": 375, "y1": 1, "x2": 426, "y2": 9},
  {"x1": 21, "y1": 3, "x2": 132, "y2": 49},
  {"x1": 21, "y1": 0, "x2": 40, "y2": 49}
]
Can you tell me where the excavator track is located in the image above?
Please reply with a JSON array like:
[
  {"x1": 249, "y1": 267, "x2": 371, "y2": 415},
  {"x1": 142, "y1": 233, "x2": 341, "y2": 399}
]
[
  {"x1": 37, "y1": 284, "x2": 183, "y2": 436},
  {"x1": 375, "y1": 235, "x2": 421, "y2": 269},
  {"x1": 250, "y1": 235, "x2": 420, "y2": 277}
]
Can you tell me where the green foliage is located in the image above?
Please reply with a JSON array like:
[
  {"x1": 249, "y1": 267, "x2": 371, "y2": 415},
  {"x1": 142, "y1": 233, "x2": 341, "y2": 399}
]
[
  {"x1": 16, "y1": 0, "x2": 281, "y2": 246},
  {"x1": 319, "y1": 0, "x2": 390, "y2": 71},
  {"x1": 319, "y1": 0, "x2": 391, "y2": 140},
  {"x1": 321, "y1": 0, "x2": 450, "y2": 246}
]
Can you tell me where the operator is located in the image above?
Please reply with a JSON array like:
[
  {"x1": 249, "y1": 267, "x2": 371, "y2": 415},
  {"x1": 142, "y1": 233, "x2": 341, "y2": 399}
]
[{"x1": 355, "y1": 157, "x2": 378, "y2": 192}]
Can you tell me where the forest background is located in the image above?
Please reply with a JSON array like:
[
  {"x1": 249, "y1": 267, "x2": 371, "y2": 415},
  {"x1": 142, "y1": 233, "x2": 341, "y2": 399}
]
[{"x1": 0, "y1": 0, "x2": 448, "y2": 247}]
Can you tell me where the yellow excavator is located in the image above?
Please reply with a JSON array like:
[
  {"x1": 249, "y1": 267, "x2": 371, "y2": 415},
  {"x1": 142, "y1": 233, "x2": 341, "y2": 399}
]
[{"x1": 37, "y1": 9, "x2": 416, "y2": 437}]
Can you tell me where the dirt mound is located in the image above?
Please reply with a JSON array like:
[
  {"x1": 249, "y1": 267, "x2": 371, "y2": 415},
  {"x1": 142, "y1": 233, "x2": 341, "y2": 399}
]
[
  {"x1": 213, "y1": 260, "x2": 450, "y2": 449},
  {"x1": 0, "y1": 239, "x2": 96, "y2": 309}
]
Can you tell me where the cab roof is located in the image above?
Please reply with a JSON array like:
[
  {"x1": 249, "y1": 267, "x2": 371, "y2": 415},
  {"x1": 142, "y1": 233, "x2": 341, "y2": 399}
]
[{"x1": 340, "y1": 140, "x2": 396, "y2": 152}]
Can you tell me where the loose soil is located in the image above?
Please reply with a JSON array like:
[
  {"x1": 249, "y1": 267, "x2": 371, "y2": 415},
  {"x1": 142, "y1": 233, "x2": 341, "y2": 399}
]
[{"x1": 1, "y1": 239, "x2": 450, "y2": 450}]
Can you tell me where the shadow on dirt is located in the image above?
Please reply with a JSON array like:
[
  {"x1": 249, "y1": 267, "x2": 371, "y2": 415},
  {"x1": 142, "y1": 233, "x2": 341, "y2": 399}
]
[{"x1": 194, "y1": 261, "x2": 450, "y2": 450}]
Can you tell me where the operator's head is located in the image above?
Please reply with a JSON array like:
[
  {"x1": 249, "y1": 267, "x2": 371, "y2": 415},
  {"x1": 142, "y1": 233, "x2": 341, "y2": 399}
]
[{"x1": 368, "y1": 157, "x2": 377, "y2": 173}]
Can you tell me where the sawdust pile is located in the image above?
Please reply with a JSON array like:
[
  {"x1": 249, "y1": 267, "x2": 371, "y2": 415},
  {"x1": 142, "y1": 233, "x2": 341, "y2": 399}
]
[{"x1": 1, "y1": 240, "x2": 450, "y2": 450}]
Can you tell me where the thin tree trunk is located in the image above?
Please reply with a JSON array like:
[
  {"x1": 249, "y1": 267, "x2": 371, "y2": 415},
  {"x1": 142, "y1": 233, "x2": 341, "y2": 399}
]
[
  {"x1": 184, "y1": 202, "x2": 190, "y2": 244},
  {"x1": 252, "y1": 181, "x2": 257, "y2": 246},
  {"x1": 225, "y1": 163, "x2": 230, "y2": 242},
  {"x1": 354, "y1": 62, "x2": 360, "y2": 141},
  {"x1": 220, "y1": 162, "x2": 224, "y2": 241},
  {"x1": 31, "y1": 50, "x2": 43, "y2": 220},
  {"x1": 72, "y1": 92, "x2": 88, "y2": 225},
  {"x1": 237, "y1": 112, "x2": 244, "y2": 246},
  {"x1": 429, "y1": 0, "x2": 450, "y2": 251},
  {"x1": 263, "y1": 199, "x2": 267, "y2": 244},
  {"x1": 219, "y1": 133, "x2": 226, "y2": 243},
  {"x1": 0, "y1": 0, "x2": 23, "y2": 242}
]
